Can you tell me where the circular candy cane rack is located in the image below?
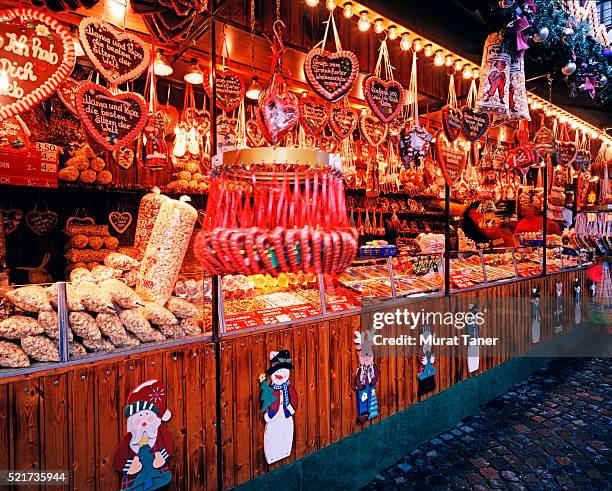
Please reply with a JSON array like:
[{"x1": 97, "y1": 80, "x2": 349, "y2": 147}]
[{"x1": 194, "y1": 147, "x2": 358, "y2": 276}]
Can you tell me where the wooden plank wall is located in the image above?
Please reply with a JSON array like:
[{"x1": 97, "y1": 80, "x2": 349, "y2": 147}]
[{"x1": 0, "y1": 269, "x2": 590, "y2": 490}]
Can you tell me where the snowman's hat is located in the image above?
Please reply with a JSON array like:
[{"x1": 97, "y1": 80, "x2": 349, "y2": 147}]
[{"x1": 267, "y1": 349, "x2": 293, "y2": 375}]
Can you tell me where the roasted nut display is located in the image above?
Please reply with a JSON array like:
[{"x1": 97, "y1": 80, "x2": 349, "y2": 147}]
[
  {"x1": 142, "y1": 301, "x2": 178, "y2": 326},
  {"x1": 179, "y1": 317, "x2": 202, "y2": 336},
  {"x1": 91, "y1": 265, "x2": 122, "y2": 283},
  {"x1": 83, "y1": 337, "x2": 115, "y2": 352},
  {"x1": 0, "y1": 315, "x2": 44, "y2": 339},
  {"x1": 95, "y1": 313, "x2": 129, "y2": 345},
  {"x1": 137, "y1": 197, "x2": 198, "y2": 305},
  {"x1": 38, "y1": 311, "x2": 73, "y2": 341},
  {"x1": 76, "y1": 282, "x2": 115, "y2": 313},
  {"x1": 68, "y1": 312, "x2": 102, "y2": 341},
  {"x1": 70, "y1": 341, "x2": 87, "y2": 357},
  {"x1": 0, "y1": 340, "x2": 30, "y2": 367},
  {"x1": 99, "y1": 279, "x2": 143, "y2": 309},
  {"x1": 103, "y1": 236, "x2": 119, "y2": 250},
  {"x1": 5, "y1": 286, "x2": 52, "y2": 313},
  {"x1": 166, "y1": 296, "x2": 199, "y2": 319},
  {"x1": 158, "y1": 323, "x2": 184, "y2": 338},
  {"x1": 119, "y1": 309, "x2": 164, "y2": 342},
  {"x1": 65, "y1": 248, "x2": 111, "y2": 264},
  {"x1": 69, "y1": 268, "x2": 93, "y2": 286},
  {"x1": 66, "y1": 224, "x2": 111, "y2": 237},
  {"x1": 104, "y1": 253, "x2": 140, "y2": 271},
  {"x1": 20, "y1": 335, "x2": 60, "y2": 362}
]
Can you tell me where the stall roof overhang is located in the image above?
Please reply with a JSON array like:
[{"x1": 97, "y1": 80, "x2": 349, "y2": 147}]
[{"x1": 362, "y1": 0, "x2": 612, "y2": 132}]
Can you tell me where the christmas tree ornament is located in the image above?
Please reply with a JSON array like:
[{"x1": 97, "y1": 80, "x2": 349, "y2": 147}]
[
  {"x1": 562, "y1": 61, "x2": 576, "y2": 75},
  {"x1": 533, "y1": 26, "x2": 549, "y2": 43},
  {"x1": 563, "y1": 26, "x2": 574, "y2": 36}
]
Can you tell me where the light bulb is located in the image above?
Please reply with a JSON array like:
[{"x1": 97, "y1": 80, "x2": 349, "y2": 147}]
[
  {"x1": 388, "y1": 26, "x2": 398, "y2": 40},
  {"x1": 590, "y1": 130, "x2": 598, "y2": 138},
  {"x1": 0, "y1": 71, "x2": 8, "y2": 92},
  {"x1": 434, "y1": 51, "x2": 444, "y2": 66},
  {"x1": 444, "y1": 55, "x2": 453, "y2": 67},
  {"x1": 374, "y1": 19, "x2": 384, "y2": 34},
  {"x1": 400, "y1": 34, "x2": 411, "y2": 51},
  {"x1": 413, "y1": 39, "x2": 423, "y2": 51},
  {"x1": 343, "y1": 2, "x2": 353, "y2": 17},
  {"x1": 325, "y1": 0, "x2": 335, "y2": 9},
  {"x1": 453, "y1": 60, "x2": 462, "y2": 71},
  {"x1": 184, "y1": 60, "x2": 204, "y2": 85},
  {"x1": 472, "y1": 69, "x2": 480, "y2": 79},
  {"x1": 358, "y1": 12, "x2": 370, "y2": 32},
  {"x1": 570, "y1": 121, "x2": 578, "y2": 129},
  {"x1": 305, "y1": 0, "x2": 319, "y2": 7},
  {"x1": 246, "y1": 76, "x2": 262, "y2": 101},
  {"x1": 423, "y1": 44, "x2": 433, "y2": 57},
  {"x1": 153, "y1": 50, "x2": 173, "y2": 77}
]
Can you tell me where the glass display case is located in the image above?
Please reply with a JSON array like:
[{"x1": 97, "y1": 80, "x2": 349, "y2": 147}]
[
  {"x1": 327, "y1": 258, "x2": 394, "y2": 306},
  {"x1": 391, "y1": 253, "x2": 443, "y2": 298},
  {"x1": 449, "y1": 251, "x2": 486, "y2": 290},
  {"x1": 514, "y1": 247, "x2": 543, "y2": 278},
  {"x1": 221, "y1": 272, "x2": 323, "y2": 332},
  {"x1": 482, "y1": 249, "x2": 517, "y2": 283}
]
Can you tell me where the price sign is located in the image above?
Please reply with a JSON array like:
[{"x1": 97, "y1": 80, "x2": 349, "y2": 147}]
[
  {"x1": 224, "y1": 313, "x2": 261, "y2": 332},
  {"x1": 0, "y1": 142, "x2": 58, "y2": 188}
]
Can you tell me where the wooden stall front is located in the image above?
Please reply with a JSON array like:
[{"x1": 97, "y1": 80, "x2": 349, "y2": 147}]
[{"x1": 0, "y1": 267, "x2": 590, "y2": 490}]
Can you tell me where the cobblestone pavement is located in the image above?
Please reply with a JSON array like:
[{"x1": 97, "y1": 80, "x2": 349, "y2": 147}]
[{"x1": 364, "y1": 357, "x2": 611, "y2": 490}]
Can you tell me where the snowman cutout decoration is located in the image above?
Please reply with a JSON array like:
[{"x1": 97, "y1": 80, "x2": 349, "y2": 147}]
[
  {"x1": 574, "y1": 278, "x2": 582, "y2": 325},
  {"x1": 466, "y1": 303, "x2": 481, "y2": 373},
  {"x1": 353, "y1": 330, "x2": 380, "y2": 424},
  {"x1": 554, "y1": 281, "x2": 563, "y2": 334},
  {"x1": 530, "y1": 287, "x2": 541, "y2": 344},
  {"x1": 113, "y1": 380, "x2": 173, "y2": 491},
  {"x1": 259, "y1": 350, "x2": 298, "y2": 465}
]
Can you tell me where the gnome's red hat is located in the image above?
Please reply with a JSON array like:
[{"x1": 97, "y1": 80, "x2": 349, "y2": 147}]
[{"x1": 124, "y1": 379, "x2": 171, "y2": 422}]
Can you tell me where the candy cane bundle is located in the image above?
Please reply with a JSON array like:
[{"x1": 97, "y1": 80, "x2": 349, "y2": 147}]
[{"x1": 194, "y1": 151, "x2": 358, "y2": 276}]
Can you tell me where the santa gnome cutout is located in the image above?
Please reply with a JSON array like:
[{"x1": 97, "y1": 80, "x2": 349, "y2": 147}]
[
  {"x1": 259, "y1": 350, "x2": 298, "y2": 465},
  {"x1": 113, "y1": 380, "x2": 174, "y2": 491}
]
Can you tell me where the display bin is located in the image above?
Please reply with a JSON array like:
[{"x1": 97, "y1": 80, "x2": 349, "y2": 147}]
[
  {"x1": 448, "y1": 251, "x2": 486, "y2": 291},
  {"x1": 327, "y1": 257, "x2": 394, "y2": 306},
  {"x1": 481, "y1": 248, "x2": 518, "y2": 284},
  {"x1": 391, "y1": 253, "x2": 443, "y2": 298},
  {"x1": 514, "y1": 246, "x2": 544, "y2": 278},
  {"x1": 0, "y1": 282, "x2": 62, "y2": 375}
]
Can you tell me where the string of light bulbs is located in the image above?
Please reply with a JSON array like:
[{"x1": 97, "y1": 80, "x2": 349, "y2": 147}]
[{"x1": 304, "y1": 0, "x2": 612, "y2": 145}]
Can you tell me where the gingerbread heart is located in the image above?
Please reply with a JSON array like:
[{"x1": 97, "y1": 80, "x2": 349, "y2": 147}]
[
  {"x1": 79, "y1": 17, "x2": 150, "y2": 85},
  {"x1": 57, "y1": 78, "x2": 85, "y2": 117},
  {"x1": 441, "y1": 105, "x2": 462, "y2": 142},
  {"x1": 303, "y1": 48, "x2": 359, "y2": 102},
  {"x1": 533, "y1": 126, "x2": 557, "y2": 157},
  {"x1": 1, "y1": 208, "x2": 22, "y2": 234},
  {"x1": 25, "y1": 210, "x2": 57, "y2": 236},
  {"x1": 298, "y1": 96, "x2": 329, "y2": 136},
  {"x1": 573, "y1": 149, "x2": 591, "y2": 173},
  {"x1": 328, "y1": 106, "x2": 357, "y2": 140},
  {"x1": 158, "y1": 104, "x2": 179, "y2": 136},
  {"x1": 65, "y1": 216, "x2": 95, "y2": 229},
  {"x1": 204, "y1": 69, "x2": 245, "y2": 113},
  {"x1": 0, "y1": 116, "x2": 30, "y2": 152},
  {"x1": 108, "y1": 211, "x2": 132, "y2": 234},
  {"x1": 246, "y1": 118, "x2": 265, "y2": 147},
  {"x1": 113, "y1": 147, "x2": 135, "y2": 169},
  {"x1": 359, "y1": 111, "x2": 388, "y2": 147},
  {"x1": 76, "y1": 83, "x2": 148, "y2": 152},
  {"x1": 0, "y1": 9, "x2": 76, "y2": 121},
  {"x1": 508, "y1": 144, "x2": 537, "y2": 175},
  {"x1": 256, "y1": 85, "x2": 299, "y2": 145},
  {"x1": 362, "y1": 75, "x2": 404, "y2": 124},
  {"x1": 435, "y1": 131, "x2": 468, "y2": 187},
  {"x1": 460, "y1": 107, "x2": 489, "y2": 142},
  {"x1": 557, "y1": 141, "x2": 577, "y2": 167}
]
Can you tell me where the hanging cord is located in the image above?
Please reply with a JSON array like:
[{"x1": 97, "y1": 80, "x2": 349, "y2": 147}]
[
  {"x1": 407, "y1": 51, "x2": 419, "y2": 126},
  {"x1": 373, "y1": 38, "x2": 394, "y2": 81},
  {"x1": 316, "y1": 11, "x2": 343, "y2": 52},
  {"x1": 466, "y1": 79, "x2": 478, "y2": 109},
  {"x1": 249, "y1": 0, "x2": 256, "y2": 78},
  {"x1": 447, "y1": 74, "x2": 457, "y2": 108}
]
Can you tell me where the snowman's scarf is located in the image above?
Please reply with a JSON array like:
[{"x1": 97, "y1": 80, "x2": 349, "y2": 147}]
[{"x1": 271, "y1": 380, "x2": 291, "y2": 409}]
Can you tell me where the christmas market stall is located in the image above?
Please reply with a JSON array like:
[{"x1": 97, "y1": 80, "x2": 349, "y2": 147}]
[{"x1": 0, "y1": 0, "x2": 609, "y2": 489}]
